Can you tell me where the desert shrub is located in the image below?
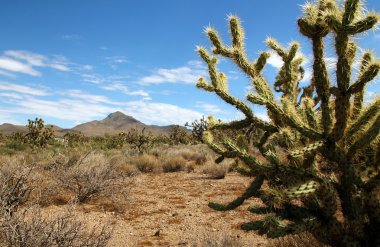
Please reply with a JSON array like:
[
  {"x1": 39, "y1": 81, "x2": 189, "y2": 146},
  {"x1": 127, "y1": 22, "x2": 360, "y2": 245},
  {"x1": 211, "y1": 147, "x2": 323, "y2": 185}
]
[
  {"x1": 129, "y1": 154, "x2": 160, "y2": 173},
  {"x1": 168, "y1": 125, "x2": 192, "y2": 145},
  {"x1": 268, "y1": 233, "x2": 329, "y2": 247},
  {"x1": 4, "y1": 140, "x2": 27, "y2": 152},
  {"x1": 195, "y1": 0, "x2": 380, "y2": 245},
  {"x1": 161, "y1": 156, "x2": 187, "y2": 172},
  {"x1": 0, "y1": 161, "x2": 32, "y2": 217},
  {"x1": 0, "y1": 206, "x2": 112, "y2": 247},
  {"x1": 57, "y1": 152, "x2": 132, "y2": 203},
  {"x1": 63, "y1": 131, "x2": 87, "y2": 147},
  {"x1": 191, "y1": 231, "x2": 243, "y2": 247},
  {"x1": 126, "y1": 128, "x2": 154, "y2": 153},
  {"x1": 202, "y1": 163, "x2": 229, "y2": 179}
]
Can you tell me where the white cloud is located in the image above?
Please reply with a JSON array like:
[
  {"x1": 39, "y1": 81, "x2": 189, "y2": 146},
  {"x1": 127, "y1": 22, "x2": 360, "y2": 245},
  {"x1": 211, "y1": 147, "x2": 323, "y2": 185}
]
[
  {"x1": 0, "y1": 57, "x2": 40, "y2": 76},
  {"x1": 0, "y1": 81, "x2": 48, "y2": 96},
  {"x1": 81, "y1": 74, "x2": 129, "y2": 84},
  {"x1": 0, "y1": 69, "x2": 16, "y2": 78},
  {"x1": 82, "y1": 65, "x2": 93, "y2": 71},
  {"x1": 101, "y1": 83, "x2": 150, "y2": 99},
  {"x1": 123, "y1": 101, "x2": 203, "y2": 125},
  {"x1": 106, "y1": 56, "x2": 128, "y2": 69},
  {"x1": 99, "y1": 46, "x2": 108, "y2": 51},
  {"x1": 0, "y1": 50, "x2": 71, "y2": 76},
  {"x1": 137, "y1": 65, "x2": 207, "y2": 85},
  {"x1": 267, "y1": 51, "x2": 283, "y2": 69},
  {"x1": 195, "y1": 102, "x2": 221, "y2": 114}
]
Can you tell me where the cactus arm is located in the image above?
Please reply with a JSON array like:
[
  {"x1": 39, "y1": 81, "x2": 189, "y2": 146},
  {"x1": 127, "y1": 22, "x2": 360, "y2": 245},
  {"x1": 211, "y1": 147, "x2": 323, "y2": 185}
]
[
  {"x1": 345, "y1": 15, "x2": 380, "y2": 34},
  {"x1": 302, "y1": 97, "x2": 318, "y2": 129},
  {"x1": 328, "y1": 4, "x2": 378, "y2": 141},
  {"x1": 351, "y1": 52, "x2": 374, "y2": 119},
  {"x1": 289, "y1": 141, "x2": 325, "y2": 158},
  {"x1": 349, "y1": 62, "x2": 380, "y2": 94},
  {"x1": 311, "y1": 36, "x2": 332, "y2": 133},
  {"x1": 346, "y1": 97, "x2": 380, "y2": 141},
  {"x1": 348, "y1": 114, "x2": 380, "y2": 159},
  {"x1": 207, "y1": 18, "x2": 274, "y2": 101},
  {"x1": 284, "y1": 180, "x2": 320, "y2": 199},
  {"x1": 208, "y1": 174, "x2": 264, "y2": 211},
  {"x1": 247, "y1": 93, "x2": 323, "y2": 140}
]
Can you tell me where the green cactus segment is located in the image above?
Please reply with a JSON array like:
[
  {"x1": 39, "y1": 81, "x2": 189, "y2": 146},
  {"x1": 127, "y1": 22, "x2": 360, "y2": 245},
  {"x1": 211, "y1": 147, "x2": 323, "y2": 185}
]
[
  {"x1": 289, "y1": 141, "x2": 325, "y2": 158},
  {"x1": 196, "y1": 0, "x2": 380, "y2": 245},
  {"x1": 284, "y1": 181, "x2": 320, "y2": 199}
]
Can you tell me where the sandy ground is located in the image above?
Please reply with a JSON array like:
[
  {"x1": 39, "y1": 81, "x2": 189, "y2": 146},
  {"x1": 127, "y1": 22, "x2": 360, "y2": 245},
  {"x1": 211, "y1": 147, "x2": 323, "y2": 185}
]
[{"x1": 55, "y1": 172, "x2": 268, "y2": 246}]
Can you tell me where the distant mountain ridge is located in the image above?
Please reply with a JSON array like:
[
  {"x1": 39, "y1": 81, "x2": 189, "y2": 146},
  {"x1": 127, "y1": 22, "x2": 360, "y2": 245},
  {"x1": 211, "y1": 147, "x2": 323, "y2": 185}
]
[{"x1": 0, "y1": 111, "x2": 187, "y2": 136}]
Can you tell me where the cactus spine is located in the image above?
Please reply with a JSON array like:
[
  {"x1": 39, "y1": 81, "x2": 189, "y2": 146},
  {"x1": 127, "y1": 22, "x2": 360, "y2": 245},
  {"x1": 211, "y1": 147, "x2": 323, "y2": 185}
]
[{"x1": 196, "y1": 0, "x2": 380, "y2": 246}]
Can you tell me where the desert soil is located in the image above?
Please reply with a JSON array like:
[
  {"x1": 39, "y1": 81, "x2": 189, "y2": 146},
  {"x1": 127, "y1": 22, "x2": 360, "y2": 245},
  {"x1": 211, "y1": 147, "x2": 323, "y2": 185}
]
[{"x1": 48, "y1": 172, "x2": 268, "y2": 246}]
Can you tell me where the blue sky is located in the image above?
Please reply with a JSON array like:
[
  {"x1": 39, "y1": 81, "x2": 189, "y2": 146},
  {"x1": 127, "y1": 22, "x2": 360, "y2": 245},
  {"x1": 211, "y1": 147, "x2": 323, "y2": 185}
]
[{"x1": 0, "y1": 0, "x2": 379, "y2": 128}]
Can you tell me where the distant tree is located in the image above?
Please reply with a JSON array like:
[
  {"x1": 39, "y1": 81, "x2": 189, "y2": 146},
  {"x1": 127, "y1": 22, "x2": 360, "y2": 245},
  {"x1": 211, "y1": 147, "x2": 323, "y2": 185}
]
[
  {"x1": 168, "y1": 125, "x2": 191, "y2": 145},
  {"x1": 185, "y1": 116, "x2": 209, "y2": 143},
  {"x1": 26, "y1": 118, "x2": 54, "y2": 148}
]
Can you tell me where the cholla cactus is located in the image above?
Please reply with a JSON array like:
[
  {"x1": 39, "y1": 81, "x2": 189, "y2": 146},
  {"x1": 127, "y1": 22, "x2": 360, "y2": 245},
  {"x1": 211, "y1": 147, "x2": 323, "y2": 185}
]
[
  {"x1": 26, "y1": 118, "x2": 54, "y2": 148},
  {"x1": 168, "y1": 125, "x2": 191, "y2": 145},
  {"x1": 185, "y1": 116, "x2": 209, "y2": 143},
  {"x1": 196, "y1": 0, "x2": 380, "y2": 246}
]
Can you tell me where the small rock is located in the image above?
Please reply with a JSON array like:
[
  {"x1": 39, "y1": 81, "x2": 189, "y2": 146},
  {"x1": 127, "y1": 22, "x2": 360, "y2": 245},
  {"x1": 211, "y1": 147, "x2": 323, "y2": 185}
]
[
  {"x1": 172, "y1": 212, "x2": 179, "y2": 217},
  {"x1": 154, "y1": 230, "x2": 160, "y2": 237}
]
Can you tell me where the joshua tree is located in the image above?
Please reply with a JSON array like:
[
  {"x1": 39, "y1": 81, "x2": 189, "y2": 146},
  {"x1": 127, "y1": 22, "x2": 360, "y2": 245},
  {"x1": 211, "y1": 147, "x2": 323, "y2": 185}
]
[
  {"x1": 196, "y1": 0, "x2": 380, "y2": 246},
  {"x1": 168, "y1": 125, "x2": 191, "y2": 145},
  {"x1": 26, "y1": 118, "x2": 54, "y2": 148}
]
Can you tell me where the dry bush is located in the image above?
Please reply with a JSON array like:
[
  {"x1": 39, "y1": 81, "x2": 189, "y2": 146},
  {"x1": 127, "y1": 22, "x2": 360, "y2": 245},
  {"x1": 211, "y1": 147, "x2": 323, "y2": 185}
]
[
  {"x1": 267, "y1": 232, "x2": 329, "y2": 247},
  {"x1": 0, "y1": 206, "x2": 112, "y2": 247},
  {"x1": 164, "y1": 145, "x2": 210, "y2": 166},
  {"x1": 56, "y1": 152, "x2": 133, "y2": 204},
  {"x1": 161, "y1": 156, "x2": 187, "y2": 173},
  {"x1": 0, "y1": 158, "x2": 32, "y2": 216},
  {"x1": 191, "y1": 231, "x2": 243, "y2": 247},
  {"x1": 202, "y1": 162, "x2": 229, "y2": 179},
  {"x1": 129, "y1": 154, "x2": 161, "y2": 173}
]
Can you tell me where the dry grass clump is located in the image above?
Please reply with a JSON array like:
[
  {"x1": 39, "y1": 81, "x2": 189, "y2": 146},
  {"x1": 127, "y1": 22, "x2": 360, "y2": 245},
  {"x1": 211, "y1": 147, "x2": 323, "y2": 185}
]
[
  {"x1": 0, "y1": 158, "x2": 32, "y2": 216},
  {"x1": 56, "y1": 152, "x2": 132, "y2": 204},
  {"x1": 202, "y1": 162, "x2": 230, "y2": 179},
  {"x1": 161, "y1": 156, "x2": 187, "y2": 173},
  {"x1": 191, "y1": 231, "x2": 243, "y2": 247},
  {"x1": 129, "y1": 154, "x2": 161, "y2": 173},
  {"x1": 0, "y1": 206, "x2": 112, "y2": 247},
  {"x1": 267, "y1": 232, "x2": 329, "y2": 247}
]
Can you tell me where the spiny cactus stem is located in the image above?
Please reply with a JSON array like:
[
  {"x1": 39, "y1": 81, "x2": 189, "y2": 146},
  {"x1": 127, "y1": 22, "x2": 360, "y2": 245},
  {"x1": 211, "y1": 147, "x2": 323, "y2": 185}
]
[{"x1": 312, "y1": 36, "x2": 332, "y2": 133}]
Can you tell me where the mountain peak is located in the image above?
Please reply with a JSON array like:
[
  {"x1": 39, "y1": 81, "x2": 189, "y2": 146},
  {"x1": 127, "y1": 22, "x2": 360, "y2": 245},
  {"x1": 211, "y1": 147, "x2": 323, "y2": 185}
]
[{"x1": 103, "y1": 111, "x2": 140, "y2": 124}]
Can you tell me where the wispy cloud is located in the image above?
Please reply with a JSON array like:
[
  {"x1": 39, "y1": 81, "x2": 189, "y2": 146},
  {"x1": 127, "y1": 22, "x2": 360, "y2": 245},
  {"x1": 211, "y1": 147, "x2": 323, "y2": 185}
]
[
  {"x1": 101, "y1": 83, "x2": 150, "y2": 99},
  {"x1": 0, "y1": 81, "x2": 49, "y2": 96},
  {"x1": 106, "y1": 56, "x2": 128, "y2": 70},
  {"x1": 195, "y1": 102, "x2": 221, "y2": 114},
  {"x1": 0, "y1": 57, "x2": 40, "y2": 76},
  {"x1": 61, "y1": 34, "x2": 83, "y2": 40},
  {"x1": 136, "y1": 61, "x2": 207, "y2": 85},
  {"x1": 0, "y1": 50, "x2": 71, "y2": 76}
]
